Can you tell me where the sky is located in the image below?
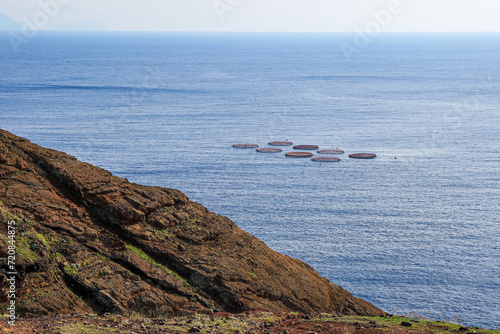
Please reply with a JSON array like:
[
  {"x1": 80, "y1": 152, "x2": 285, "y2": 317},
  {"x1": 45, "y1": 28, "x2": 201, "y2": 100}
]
[{"x1": 1, "y1": 0, "x2": 500, "y2": 32}]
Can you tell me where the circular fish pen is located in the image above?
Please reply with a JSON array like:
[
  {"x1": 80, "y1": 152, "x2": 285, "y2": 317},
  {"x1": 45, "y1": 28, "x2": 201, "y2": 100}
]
[
  {"x1": 256, "y1": 148, "x2": 283, "y2": 153},
  {"x1": 268, "y1": 141, "x2": 293, "y2": 146},
  {"x1": 293, "y1": 145, "x2": 319, "y2": 150},
  {"x1": 348, "y1": 153, "x2": 377, "y2": 159},
  {"x1": 317, "y1": 149, "x2": 344, "y2": 155},
  {"x1": 233, "y1": 143, "x2": 259, "y2": 149},
  {"x1": 311, "y1": 156, "x2": 341, "y2": 162},
  {"x1": 285, "y1": 152, "x2": 313, "y2": 158}
]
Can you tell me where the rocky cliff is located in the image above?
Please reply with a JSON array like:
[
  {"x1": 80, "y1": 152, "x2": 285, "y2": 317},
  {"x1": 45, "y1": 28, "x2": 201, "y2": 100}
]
[{"x1": 0, "y1": 129, "x2": 383, "y2": 318}]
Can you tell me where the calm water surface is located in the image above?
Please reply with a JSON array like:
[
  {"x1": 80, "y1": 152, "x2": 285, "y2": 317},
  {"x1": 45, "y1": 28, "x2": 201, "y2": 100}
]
[{"x1": 0, "y1": 32, "x2": 499, "y2": 328}]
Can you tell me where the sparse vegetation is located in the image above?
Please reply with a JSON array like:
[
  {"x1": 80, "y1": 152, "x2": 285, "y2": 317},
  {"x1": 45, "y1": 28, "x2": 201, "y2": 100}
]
[
  {"x1": 125, "y1": 243, "x2": 185, "y2": 283},
  {"x1": 1, "y1": 135, "x2": 11, "y2": 144},
  {"x1": 247, "y1": 272, "x2": 258, "y2": 280},
  {"x1": 96, "y1": 252, "x2": 109, "y2": 261},
  {"x1": 0, "y1": 204, "x2": 17, "y2": 222},
  {"x1": 98, "y1": 269, "x2": 108, "y2": 277},
  {"x1": 56, "y1": 323, "x2": 121, "y2": 334},
  {"x1": 64, "y1": 264, "x2": 79, "y2": 275},
  {"x1": 16, "y1": 233, "x2": 43, "y2": 261},
  {"x1": 154, "y1": 229, "x2": 172, "y2": 239},
  {"x1": 34, "y1": 232, "x2": 49, "y2": 246},
  {"x1": 6, "y1": 295, "x2": 500, "y2": 333},
  {"x1": 309, "y1": 315, "x2": 500, "y2": 334}
]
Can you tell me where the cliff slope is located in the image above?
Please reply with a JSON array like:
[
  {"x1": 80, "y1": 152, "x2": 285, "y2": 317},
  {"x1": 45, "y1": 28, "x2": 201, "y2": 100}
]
[{"x1": 0, "y1": 129, "x2": 383, "y2": 318}]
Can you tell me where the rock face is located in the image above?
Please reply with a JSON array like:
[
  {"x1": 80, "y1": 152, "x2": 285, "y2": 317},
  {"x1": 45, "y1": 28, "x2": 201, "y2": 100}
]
[{"x1": 0, "y1": 129, "x2": 383, "y2": 318}]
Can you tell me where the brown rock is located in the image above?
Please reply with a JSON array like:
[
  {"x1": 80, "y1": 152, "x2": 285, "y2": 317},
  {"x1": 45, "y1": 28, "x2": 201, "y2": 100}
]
[{"x1": 0, "y1": 128, "x2": 384, "y2": 318}]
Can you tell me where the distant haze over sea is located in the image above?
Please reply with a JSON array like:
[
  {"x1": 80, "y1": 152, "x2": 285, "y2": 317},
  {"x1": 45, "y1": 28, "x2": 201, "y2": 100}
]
[{"x1": 0, "y1": 13, "x2": 106, "y2": 31}]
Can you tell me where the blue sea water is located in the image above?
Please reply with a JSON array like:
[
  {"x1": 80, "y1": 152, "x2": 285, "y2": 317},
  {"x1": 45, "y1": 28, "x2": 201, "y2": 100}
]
[{"x1": 0, "y1": 31, "x2": 499, "y2": 328}]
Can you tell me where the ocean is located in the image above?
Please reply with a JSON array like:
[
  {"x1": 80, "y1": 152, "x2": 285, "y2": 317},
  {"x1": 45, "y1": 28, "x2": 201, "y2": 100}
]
[{"x1": 0, "y1": 31, "x2": 499, "y2": 328}]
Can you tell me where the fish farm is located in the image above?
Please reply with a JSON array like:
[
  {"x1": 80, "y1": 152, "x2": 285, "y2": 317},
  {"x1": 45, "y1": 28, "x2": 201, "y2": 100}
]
[{"x1": 233, "y1": 141, "x2": 377, "y2": 163}]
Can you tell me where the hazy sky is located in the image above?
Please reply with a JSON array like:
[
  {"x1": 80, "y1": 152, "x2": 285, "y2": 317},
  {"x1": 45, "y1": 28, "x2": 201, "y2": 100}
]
[{"x1": 2, "y1": 0, "x2": 500, "y2": 32}]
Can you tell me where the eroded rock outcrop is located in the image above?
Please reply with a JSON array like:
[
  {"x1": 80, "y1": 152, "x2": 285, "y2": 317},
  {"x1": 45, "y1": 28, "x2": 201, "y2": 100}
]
[{"x1": 0, "y1": 129, "x2": 383, "y2": 318}]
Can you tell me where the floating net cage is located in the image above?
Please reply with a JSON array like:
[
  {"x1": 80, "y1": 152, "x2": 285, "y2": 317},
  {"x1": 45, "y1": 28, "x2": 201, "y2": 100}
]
[
  {"x1": 317, "y1": 149, "x2": 344, "y2": 155},
  {"x1": 268, "y1": 141, "x2": 293, "y2": 146},
  {"x1": 256, "y1": 148, "x2": 283, "y2": 153},
  {"x1": 311, "y1": 156, "x2": 341, "y2": 162},
  {"x1": 348, "y1": 153, "x2": 377, "y2": 159},
  {"x1": 233, "y1": 143, "x2": 259, "y2": 149},
  {"x1": 285, "y1": 152, "x2": 313, "y2": 158},
  {"x1": 293, "y1": 145, "x2": 319, "y2": 150}
]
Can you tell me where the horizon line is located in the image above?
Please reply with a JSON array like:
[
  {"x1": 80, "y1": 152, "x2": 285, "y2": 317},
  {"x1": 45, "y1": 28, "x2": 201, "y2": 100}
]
[{"x1": 2, "y1": 29, "x2": 500, "y2": 33}]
